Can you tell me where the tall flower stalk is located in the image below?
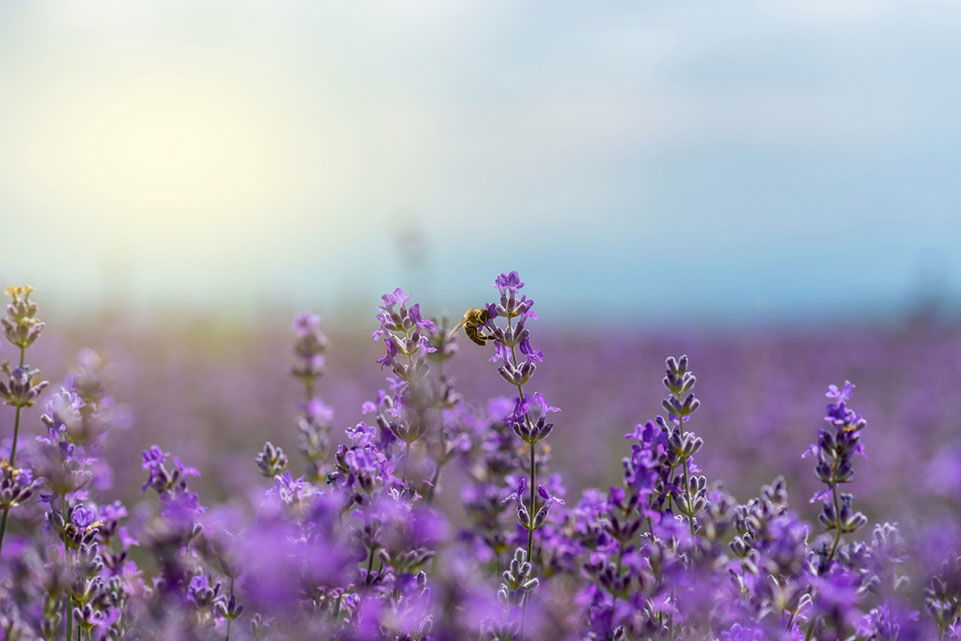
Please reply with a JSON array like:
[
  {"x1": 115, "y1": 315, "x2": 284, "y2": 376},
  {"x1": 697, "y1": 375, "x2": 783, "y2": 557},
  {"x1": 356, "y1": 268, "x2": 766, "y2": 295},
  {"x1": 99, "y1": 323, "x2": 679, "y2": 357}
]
[
  {"x1": 802, "y1": 381, "x2": 868, "y2": 640},
  {"x1": 809, "y1": 382, "x2": 868, "y2": 566},
  {"x1": 464, "y1": 271, "x2": 559, "y2": 632},
  {"x1": 291, "y1": 313, "x2": 332, "y2": 482},
  {"x1": 0, "y1": 285, "x2": 47, "y2": 555},
  {"x1": 485, "y1": 274, "x2": 550, "y2": 563},
  {"x1": 660, "y1": 356, "x2": 704, "y2": 535},
  {"x1": 370, "y1": 288, "x2": 439, "y2": 495},
  {"x1": 38, "y1": 351, "x2": 131, "y2": 641}
]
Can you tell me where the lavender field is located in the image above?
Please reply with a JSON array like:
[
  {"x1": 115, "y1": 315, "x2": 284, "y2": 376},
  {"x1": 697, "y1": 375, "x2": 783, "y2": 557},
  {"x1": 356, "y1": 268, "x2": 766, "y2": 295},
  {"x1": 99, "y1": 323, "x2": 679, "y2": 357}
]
[
  {"x1": 5, "y1": 3, "x2": 961, "y2": 640},
  {"x1": 2, "y1": 276, "x2": 961, "y2": 641}
]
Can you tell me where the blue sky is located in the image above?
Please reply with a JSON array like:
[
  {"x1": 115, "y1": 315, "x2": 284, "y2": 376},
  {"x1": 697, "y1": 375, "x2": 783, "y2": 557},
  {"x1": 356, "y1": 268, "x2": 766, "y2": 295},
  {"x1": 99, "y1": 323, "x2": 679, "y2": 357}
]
[{"x1": 0, "y1": 1, "x2": 958, "y2": 325}]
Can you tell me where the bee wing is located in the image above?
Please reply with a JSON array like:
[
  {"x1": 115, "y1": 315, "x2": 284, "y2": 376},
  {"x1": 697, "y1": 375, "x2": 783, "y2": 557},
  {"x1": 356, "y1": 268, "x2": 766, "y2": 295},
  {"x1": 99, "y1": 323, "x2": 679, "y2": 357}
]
[{"x1": 448, "y1": 317, "x2": 469, "y2": 338}]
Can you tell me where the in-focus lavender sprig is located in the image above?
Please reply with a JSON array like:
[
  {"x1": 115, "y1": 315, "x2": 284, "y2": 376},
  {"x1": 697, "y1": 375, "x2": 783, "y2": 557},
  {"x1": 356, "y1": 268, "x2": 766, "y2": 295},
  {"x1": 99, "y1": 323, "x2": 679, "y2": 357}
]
[
  {"x1": 801, "y1": 381, "x2": 869, "y2": 640},
  {"x1": 660, "y1": 355, "x2": 704, "y2": 535},
  {"x1": 471, "y1": 273, "x2": 554, "y2": 574},
  {"x1": 805, "y1": 381, "x2": 868, "y2": 568},
  {"x1": 451, "y1": 271, "x2": 558, "y2": 637}
]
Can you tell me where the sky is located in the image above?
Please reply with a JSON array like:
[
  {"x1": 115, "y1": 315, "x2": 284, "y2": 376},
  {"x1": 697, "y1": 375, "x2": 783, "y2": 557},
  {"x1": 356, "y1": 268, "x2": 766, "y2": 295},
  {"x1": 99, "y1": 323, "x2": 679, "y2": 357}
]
[{"x1": 0, "y1": 0, "x2": 959, "y2": 326}]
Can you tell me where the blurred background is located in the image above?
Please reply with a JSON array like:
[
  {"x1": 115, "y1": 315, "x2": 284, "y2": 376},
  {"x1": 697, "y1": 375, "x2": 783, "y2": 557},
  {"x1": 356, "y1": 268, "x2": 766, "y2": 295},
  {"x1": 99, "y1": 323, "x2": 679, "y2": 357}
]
[
  {"x1": 1, "y1": 1, "x2": 961, "y2": 546},
  {"x1": 1, "y1": 0, "x2": 960, "y2": 325}
]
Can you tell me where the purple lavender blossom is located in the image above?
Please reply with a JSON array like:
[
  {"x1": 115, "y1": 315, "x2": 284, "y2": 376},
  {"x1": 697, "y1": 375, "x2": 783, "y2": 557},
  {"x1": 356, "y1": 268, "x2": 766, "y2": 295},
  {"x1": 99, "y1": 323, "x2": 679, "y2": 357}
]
[
  {"x1": 0, "y1": 273, "x2": 958, "y2": 641},
  {"x1": 0, "y1": 286, "x2": 47, "y2": 557}
]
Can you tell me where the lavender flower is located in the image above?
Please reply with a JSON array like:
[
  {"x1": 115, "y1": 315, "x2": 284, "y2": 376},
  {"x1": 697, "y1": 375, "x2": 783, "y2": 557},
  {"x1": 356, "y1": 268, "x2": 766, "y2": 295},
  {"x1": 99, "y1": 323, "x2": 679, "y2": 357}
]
[
  {"x1": 141, "y1": 445, "x2": 201, "y2": 499},
  {"x1": 0, "y1": 272, "x2": 958, "y2": 641},
  {"x1": 0, "y1": 286, "x2": 46, "y2": 556},
  {"x1": 0, "y1": 364, "x2": 48, "y2": 410},
  {"x1": 372, "y1": 288, "x2": 435, "y2": 385},
  {"x1": 1, "y1": 285, "x2": 44, "y2": 351},
  {"x1": 805, "y1": 381, "x2": 868, "y2": 568},
  {"x1": 290, "y1": 313, "x2": 334, "y2": 482},
  {"x1": 255, "y1": 441, "x2": 288, "y2": 478},
  {"x1": 925, "y1": 552, "x2": 961, "y2": 639},
  {"x1": 0, "y1": 459, "x2": 42, "y2": 511},
  {"x1": 661, "y1": 355, "x2": 704, "y2": 534},
  {"x1": 497, "y1": 547, "x2": 539, "y2": 606},
  {"x1": 367, "y1": 288, "x2": 467, "y2": 506},
  {"x1": 474, "y1": 271, "x2": 555, "y2": 599},
  {"x1": 291, "y1": 312, "x2": 329, "y2": 391}
]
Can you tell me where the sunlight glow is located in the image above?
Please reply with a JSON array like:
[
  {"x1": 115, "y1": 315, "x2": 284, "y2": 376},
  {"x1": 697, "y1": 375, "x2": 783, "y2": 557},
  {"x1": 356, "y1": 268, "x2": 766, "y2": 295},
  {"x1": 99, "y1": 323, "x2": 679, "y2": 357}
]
[{"x1": 0, "y1": 51, "x2": 342, "y2": 273}]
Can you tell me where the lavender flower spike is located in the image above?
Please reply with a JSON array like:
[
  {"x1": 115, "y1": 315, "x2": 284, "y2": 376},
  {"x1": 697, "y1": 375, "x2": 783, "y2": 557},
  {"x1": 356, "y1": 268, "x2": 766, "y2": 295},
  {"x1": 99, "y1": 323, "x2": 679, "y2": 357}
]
[{"x1": 0, "y1": 285, "x2": 47, "y2": 556}]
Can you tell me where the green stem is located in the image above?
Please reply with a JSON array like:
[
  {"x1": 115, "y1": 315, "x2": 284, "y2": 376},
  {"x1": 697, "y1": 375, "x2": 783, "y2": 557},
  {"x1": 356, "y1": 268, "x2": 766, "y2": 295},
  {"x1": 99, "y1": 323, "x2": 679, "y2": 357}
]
[
  {"x1": 672, "y1": 384, "x2": 696, "y2": 536},
  {"x1": 786, "y1": 608, "x2": 797, "y2": 631},
  {"x1": 8, "y1": 405, "x2": 24, "y2": 466},
  {"x1": 364, "y1": 547, "x2": 375, "y2": 586},
  {"x1": 424, "y1": 360, "x2": 447, "y2": 505},
  {"x1": 0, "y1": 346, "x2": 27, "y2": 558},
  {"x1": 62, "y1": 493, "x2": 73, "y2": 641},
  {"x1": 612, "y1": 547, "x2": 625, "y2": 606},
  {"x1": 526, "y1": 436, "x2": 535, "y2": 560},
  {"x1": 825, "y1": 481, "x2": 843, "y2": 564},
  {"x1": 400, "y1": 333, "x2": 420, "y2": 490},
  {"x1": 806, "y1": 472, "x2": 843, "y2": 640},
  {"x1": 505, "y1": 314, "x2": 536, "y2": 562},
  {"x1": 226, "y1": 576, "x2": 234, "y2": 641},
  {"x1": 504, "y1": 313, "x2": 538, "y2": 640},
  {"x1": 0, "y1": 508, "x2": 9, "y2": 554},
  {"x1": 681, "y1": 456, "x2": 695, "y2": 535},
  {"x1": 424, "y1": 461, "x2": 444, "y2": 504}
]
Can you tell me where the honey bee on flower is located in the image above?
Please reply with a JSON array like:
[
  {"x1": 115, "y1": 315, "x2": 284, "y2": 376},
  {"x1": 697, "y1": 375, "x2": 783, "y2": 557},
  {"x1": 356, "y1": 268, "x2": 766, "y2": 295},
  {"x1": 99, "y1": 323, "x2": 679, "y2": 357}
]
[{"x1": 449, "y1": 307, "x2": 494, "y2": 346}]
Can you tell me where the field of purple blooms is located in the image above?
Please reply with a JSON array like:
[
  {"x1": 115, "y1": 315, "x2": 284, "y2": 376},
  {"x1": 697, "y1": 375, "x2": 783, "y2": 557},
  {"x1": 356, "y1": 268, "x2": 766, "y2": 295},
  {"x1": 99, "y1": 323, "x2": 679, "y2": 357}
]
[{"x1": 2, "y1": 274, "x2": 961, "y2": 641}]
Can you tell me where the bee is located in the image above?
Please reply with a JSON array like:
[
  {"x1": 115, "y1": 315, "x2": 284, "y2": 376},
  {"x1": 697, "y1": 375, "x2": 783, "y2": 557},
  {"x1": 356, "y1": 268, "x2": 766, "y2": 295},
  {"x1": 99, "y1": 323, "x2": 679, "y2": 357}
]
[{"x1": 449, "y1": 307, "x2": 493, "y2": 346}]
